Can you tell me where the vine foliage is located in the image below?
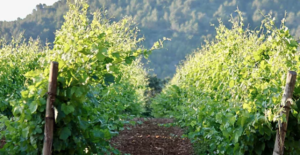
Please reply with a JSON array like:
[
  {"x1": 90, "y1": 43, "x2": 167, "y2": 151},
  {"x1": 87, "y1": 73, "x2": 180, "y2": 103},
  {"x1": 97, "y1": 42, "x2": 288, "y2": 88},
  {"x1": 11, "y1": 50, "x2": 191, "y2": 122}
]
[
  {"x1": 0, "y1": 1, "x2": 158, "y2": 154},
  {"x1": 152, "y1": 12, "x2": 300, "y2": 154}
]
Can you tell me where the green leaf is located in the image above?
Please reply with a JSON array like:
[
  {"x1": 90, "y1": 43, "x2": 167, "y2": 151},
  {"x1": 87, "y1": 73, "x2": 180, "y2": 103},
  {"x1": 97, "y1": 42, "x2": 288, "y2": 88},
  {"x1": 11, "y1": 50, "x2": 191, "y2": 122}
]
[
  {"x1": 254, "y1": 142, "x2": 265, "y2": 155},
  {"x1": 24, "y1": 70, "x2": 41, "y2": 78},
  {"x1": 96, "y1": 51, "x2": 106, "y2": 61},
  {"x1": 103, "y1": 129, "x2": 112, "y2": 139},
  {"x1": 61, "y1": 104, "x2": 75, "y2": 115},
  {"x1": 104, "y1": 57, "x2": 114, "y2": 63},
  {"x1": 112, "y1": 149, "x2": 120, "y2": 155},
  {"x1": 21, "y1": 91, "x2": 29, "y2": 98},
  {"x1": 30, "y1": 136, "x2": 37, "y2": 147},
  {"x1": 78, "y1": 47, "x2": 92, "y2": 55},
  {"x1": 91, "y1": 75, "x2": 99, "y2": 80},
  {"x1": 104, "y1": 74, "x2": 115, "y2": 86},
  {"x1": 75, "y1": 87, "x2": 83, "y2": 97},
  {"x1": 29, "y1": 101, "x2": 38, "y2": 114},
  {"x1": 229, "y1": 80, "x2": 235, "y2": 88},
  {"x1": 227, "y1": 113, "x2": 236, "y2": 126},
  {"x1": 97, "y1": 33, "x2": 105, "y2": 39},
  {"x1": 237, "y1": 113, "x2": 249, "y2": 127},
  {"x1": 125, "y1": 56, "x2": 135, "y2": 65},
  {"x1": 222, "y1": 129, "x2": 230, "y2": 138},
  {"x1": 190, "y1": 121, "x2": 197, "y2": 127},
  {"x1": 143, "y1": 52, "x2": 150, "y2": 59},
  {"x1": 129, "y1": 121, "x2": 136, "y2": 125},
  {"x1": 108, "y1": 64, "x2": 119, "y2": 73},
  {"x1": 216, "y1": 112, "x2": 223, "y2": 123},
  {"x1": 112, "y1": 53, "x2": 120, "y2": 58},
  {"x1": 92, "y1": 129, "x2": 104, "y2": 139},
  {"x1": 234, "y1": 127, "x2": 243, "y2": 143},
  {"x1": 35, "y1": 127, "x2": 43, "y2": 134},
  {"x1": 13, "y1": 106, "x2": 22, "y2": 115},
  {"x1": 60, "y1": 127, "x2": 71, "y2": 140},
  {"x1": 79, "y1": 119, "x2": 89, "y2": 130},
  {"x1": 63, "y1": 44, "x2": 71, "y2": 52},
  {"x1": 22, "y1": 127, "x2": 30, "y2": 138},
  {"x1": 289, "y1": 40, "x2": 298, "y2": 47}
]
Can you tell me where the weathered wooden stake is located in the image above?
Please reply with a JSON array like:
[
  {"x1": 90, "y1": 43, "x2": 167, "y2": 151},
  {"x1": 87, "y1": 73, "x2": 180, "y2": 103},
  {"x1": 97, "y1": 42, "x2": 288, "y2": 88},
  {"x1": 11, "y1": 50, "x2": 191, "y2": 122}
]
[
  {"x1": 42, "y1": 62, "x2": 58, "y2": 155},
  {"x1": 273, "y1": 71, "x2": 297, "y2": 155}
]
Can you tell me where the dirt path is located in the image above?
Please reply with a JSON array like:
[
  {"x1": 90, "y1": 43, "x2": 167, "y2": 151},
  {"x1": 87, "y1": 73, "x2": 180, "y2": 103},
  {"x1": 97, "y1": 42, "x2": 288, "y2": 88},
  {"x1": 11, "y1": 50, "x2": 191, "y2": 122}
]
[{"x1": 110, "y1": 118, "x2": 193, "y2": 155}]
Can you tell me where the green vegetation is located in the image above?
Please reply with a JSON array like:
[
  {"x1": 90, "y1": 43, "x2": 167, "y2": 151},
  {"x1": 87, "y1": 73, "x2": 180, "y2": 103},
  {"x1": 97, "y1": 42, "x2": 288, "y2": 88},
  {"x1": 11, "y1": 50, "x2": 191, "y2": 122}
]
[
  {"x1": 0, "y1": 1, "x2": 159, "y2": 154},
  {"x1": 1, "y1": 1, "x2": 300, "y2": 154},
  {"x1": 1, "y1": 0, "x2": 300, "y2": 78},
  {"x1": 0, "y1": 37, "x2": 46, "y2": 117},
  {"x1": 151, "y1": 12, "x2": 300, "y2": 154}
]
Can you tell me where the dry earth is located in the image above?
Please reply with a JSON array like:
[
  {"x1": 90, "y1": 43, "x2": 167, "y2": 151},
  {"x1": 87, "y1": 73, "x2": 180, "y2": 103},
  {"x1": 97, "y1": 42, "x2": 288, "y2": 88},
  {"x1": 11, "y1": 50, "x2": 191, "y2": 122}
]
[{"x1": 110, "y1": 118, "x2": 193, "y2": 155}]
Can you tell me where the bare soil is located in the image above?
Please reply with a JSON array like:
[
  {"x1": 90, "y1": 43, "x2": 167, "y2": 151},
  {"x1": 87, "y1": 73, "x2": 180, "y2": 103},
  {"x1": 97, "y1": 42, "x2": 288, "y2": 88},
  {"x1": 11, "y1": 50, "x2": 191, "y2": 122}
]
[
  {"x1": 0, "y1": 138, "x2": 5, "y2": 149},
  {"x1": 110, "y1": 118, "x2": 193, "y2": 155}
]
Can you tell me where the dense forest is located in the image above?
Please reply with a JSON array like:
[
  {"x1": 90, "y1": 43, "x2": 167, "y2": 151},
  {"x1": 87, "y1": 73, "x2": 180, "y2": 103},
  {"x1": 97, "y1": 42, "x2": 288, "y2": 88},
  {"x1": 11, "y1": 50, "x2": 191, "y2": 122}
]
[{"x1": 1, "y1": 0, "x2": 300, "y2": 78}]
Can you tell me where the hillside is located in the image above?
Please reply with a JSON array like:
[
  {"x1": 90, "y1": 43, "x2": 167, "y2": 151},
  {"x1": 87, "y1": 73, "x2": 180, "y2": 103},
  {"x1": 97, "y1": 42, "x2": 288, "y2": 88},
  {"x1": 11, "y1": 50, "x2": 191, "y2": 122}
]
[{"x1": 1, "y1": 0, "x2": 300, "y2": 78}]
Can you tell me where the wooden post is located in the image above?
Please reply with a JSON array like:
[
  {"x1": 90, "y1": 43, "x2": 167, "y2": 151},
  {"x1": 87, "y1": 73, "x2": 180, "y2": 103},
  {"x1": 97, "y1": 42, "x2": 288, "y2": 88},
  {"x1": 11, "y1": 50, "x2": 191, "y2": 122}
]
[
  {"x1": 42, "y1": 62, "x2": 58, "y2": 155},
  {"x1": 273, "y1": 71, "x2": 297, "y2": 155}
]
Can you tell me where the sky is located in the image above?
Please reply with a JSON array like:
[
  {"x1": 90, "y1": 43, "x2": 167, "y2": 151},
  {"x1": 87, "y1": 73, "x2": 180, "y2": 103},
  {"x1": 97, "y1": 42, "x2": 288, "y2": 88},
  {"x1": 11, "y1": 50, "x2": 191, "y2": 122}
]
[{"x1": 0, "y1": 0, "x2": 58, "y2": 21}]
